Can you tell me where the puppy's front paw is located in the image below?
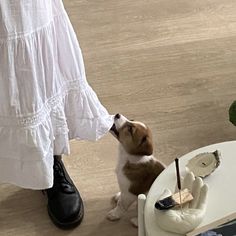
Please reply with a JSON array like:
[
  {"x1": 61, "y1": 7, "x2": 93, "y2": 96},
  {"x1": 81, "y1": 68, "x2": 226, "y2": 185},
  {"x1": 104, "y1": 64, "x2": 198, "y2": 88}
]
[
  {"x1": 107, "y1": 208, "x2": 121, "y2": 221},
  {"x1": 110, "y1": 192, "x2": 121, "y2": 207},
  {"x1": 130, "y1": 217, "x2": 138, "y2": 228}
]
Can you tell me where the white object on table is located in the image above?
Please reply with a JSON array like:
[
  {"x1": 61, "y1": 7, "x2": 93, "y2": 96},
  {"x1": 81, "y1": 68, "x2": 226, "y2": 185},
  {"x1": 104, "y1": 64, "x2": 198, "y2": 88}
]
[
  {"x1": 138, "y1": 141, "x2": 236, "y2": 236},
  {"x1": 155, "y1": 172, "x2": 208, "y2": 234}
]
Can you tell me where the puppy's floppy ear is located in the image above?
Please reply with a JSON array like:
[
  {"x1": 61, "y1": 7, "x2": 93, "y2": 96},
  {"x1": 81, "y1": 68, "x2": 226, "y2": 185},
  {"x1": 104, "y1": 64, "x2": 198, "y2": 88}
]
[
  {"x1": 142, "y1": 139, "x2": 153, "y2": 156},
  {"x1": 137, "y1": 137, "x2": 153, "y2": 156}
]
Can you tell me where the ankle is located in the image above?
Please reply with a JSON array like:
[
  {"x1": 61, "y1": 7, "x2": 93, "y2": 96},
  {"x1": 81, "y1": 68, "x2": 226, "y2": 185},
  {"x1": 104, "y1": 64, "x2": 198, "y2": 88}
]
[{"x1": 54, "y1": 155, "x2": 62, "y2": 161}]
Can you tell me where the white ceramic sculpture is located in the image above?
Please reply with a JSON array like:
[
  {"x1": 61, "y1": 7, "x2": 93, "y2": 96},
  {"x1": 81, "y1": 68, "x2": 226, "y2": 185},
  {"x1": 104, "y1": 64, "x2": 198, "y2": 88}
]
[{"x1": 155, "y1": 172, "x2": 208, "y2": 234}]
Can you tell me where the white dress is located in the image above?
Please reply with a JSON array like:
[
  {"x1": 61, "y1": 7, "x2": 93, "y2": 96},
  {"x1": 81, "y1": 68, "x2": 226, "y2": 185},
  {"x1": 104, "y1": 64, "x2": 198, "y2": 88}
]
[{"x1": 0, "y1": 0, "x2": 113, "y2": 189}]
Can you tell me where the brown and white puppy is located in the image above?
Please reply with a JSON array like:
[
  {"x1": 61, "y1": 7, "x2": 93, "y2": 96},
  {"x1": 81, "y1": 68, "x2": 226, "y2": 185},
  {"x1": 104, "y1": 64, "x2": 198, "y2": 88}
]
[{"x1": 107, "y1": 114, "x2": 165, "y2": 226}]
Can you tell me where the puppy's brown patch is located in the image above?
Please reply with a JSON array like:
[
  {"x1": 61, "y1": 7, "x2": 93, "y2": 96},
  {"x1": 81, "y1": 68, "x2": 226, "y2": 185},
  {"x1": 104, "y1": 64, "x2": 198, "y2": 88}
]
[{"x1": 123, "y1": 159, "x2": 165, "y2": 195}]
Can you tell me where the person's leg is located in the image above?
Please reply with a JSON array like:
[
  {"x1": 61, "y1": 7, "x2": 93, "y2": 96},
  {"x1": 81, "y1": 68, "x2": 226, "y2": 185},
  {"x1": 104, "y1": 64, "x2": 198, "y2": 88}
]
[{"x1": 45, "y1": 155, "x2": 84, "y2": 229}]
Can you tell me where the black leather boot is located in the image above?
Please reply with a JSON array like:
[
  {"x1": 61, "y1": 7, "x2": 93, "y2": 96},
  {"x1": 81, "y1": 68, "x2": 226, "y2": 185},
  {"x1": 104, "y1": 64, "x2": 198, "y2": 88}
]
[{"x1": 46, "y1": 156, "x2": 84, "y2": 229}]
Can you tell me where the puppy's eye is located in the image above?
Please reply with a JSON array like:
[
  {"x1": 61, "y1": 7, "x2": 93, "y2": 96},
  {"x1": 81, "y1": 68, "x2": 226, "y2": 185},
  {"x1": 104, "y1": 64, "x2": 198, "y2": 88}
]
[
  {"x1": 141, "y1": 136, "x2": 147, "y2": 145},
  {"x1": 128, "y1": 125, "x2": 133, "y2": 133}
]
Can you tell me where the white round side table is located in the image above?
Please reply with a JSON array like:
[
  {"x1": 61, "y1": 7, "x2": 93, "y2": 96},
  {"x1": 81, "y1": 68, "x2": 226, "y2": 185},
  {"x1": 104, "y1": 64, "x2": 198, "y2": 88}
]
[{"x1": 138, "y1": 141, "x2": 236, "y2": 236}]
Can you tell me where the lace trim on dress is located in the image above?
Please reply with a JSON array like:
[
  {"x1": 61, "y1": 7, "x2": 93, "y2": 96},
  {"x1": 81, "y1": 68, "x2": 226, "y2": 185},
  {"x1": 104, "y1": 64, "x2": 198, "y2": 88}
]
[{"x1": 0, "y1": 79, "x2": 87, "y2": 127}]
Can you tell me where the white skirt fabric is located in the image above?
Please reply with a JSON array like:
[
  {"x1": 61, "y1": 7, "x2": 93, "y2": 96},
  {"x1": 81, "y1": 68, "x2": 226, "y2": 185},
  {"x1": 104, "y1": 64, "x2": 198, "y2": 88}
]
[{"x1": 0, "y1": 0, "x2": 113, "y2": 189}]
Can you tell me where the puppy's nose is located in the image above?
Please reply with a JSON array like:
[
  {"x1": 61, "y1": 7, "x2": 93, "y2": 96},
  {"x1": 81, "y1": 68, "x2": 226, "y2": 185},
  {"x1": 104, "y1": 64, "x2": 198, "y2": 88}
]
[{"x1": 114, "y1": 114, "x2": 120, "y2": 120}]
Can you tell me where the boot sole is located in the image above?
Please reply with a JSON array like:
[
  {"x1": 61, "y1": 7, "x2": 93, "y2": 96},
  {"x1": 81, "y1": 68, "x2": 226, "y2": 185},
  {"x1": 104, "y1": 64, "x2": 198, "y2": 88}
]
[{"x1": 48, "y1": 200, "x2": 84, "y2": 230}]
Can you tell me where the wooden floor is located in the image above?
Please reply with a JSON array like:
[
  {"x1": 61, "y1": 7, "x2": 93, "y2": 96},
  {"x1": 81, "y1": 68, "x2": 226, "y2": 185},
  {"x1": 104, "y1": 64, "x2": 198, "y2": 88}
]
[{"x1": 1, "y1": 0, "x2": 236, "y2": 235}]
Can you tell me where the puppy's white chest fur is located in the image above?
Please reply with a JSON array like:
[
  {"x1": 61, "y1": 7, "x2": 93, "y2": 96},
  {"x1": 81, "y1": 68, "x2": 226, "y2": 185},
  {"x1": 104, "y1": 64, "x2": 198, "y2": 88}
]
[{"x1": 115, "y1": 145, "x2": 152, "y2": 194}]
